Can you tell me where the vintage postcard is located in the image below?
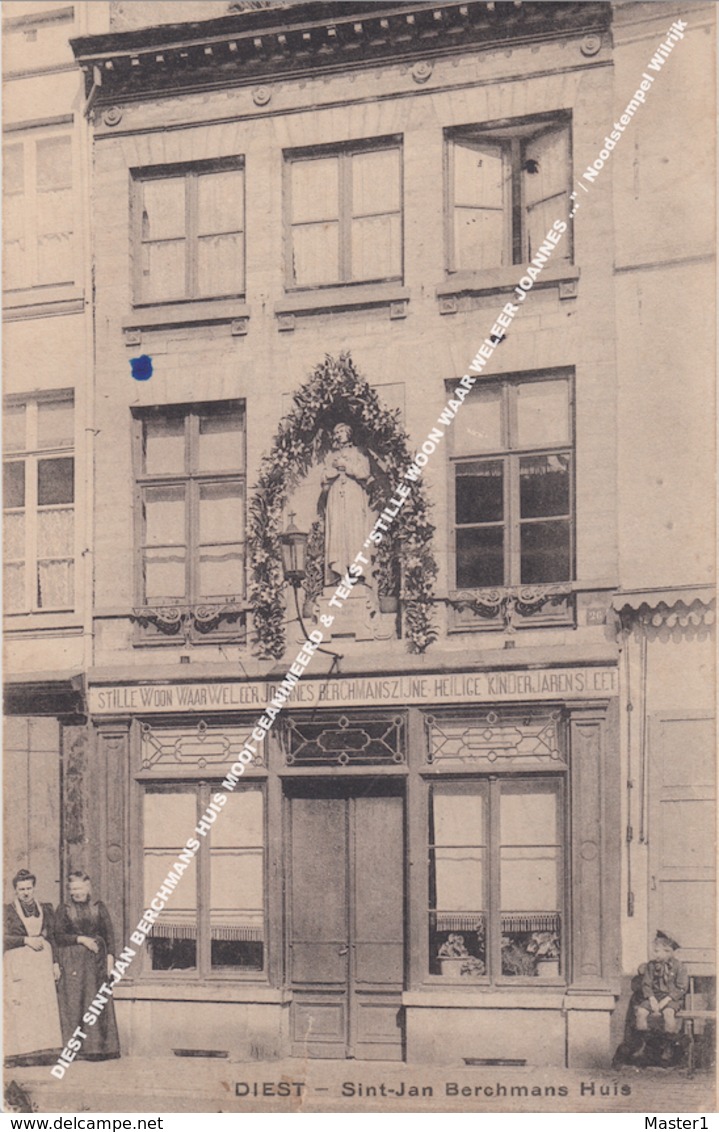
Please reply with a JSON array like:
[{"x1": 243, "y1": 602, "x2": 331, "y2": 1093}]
[{"x1": 1, "y1": 0, "x2": 715, "y2": 1118}]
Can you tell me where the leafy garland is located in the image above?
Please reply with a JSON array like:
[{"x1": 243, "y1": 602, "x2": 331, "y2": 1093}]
[{"x1": 248, "y1": 352, "x2": 438, "y2": 658}]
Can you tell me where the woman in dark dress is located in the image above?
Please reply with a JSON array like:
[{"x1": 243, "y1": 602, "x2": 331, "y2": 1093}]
[{"x1": 55, "y1": 871, "x2": 120, "y2": 1059}]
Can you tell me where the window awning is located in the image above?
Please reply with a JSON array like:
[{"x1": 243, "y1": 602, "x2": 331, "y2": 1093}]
[{"x1": 611, "y1": 587, "x2": 715, "y2": 628}]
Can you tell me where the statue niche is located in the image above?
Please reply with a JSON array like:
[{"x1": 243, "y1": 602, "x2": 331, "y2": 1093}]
[{"x1": 320, "y1": 423, "x2": 373, "y2": 585}]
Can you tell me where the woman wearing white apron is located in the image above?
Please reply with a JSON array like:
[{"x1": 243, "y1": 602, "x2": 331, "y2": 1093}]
[{"x1": 4, "y1": 869, "x2": 63, "y2": 1065}]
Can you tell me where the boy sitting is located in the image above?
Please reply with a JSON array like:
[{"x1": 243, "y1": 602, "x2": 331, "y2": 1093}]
[{"x1": 634, "y1": 930, "x2": 689, "y2": 1064}]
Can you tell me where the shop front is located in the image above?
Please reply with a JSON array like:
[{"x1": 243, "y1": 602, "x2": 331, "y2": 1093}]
[{"x1": 86, "y1": 664, "x2": 620, "y2": 1068}]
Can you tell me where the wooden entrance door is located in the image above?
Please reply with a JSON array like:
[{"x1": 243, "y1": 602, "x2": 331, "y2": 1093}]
[{"x1": 286, "y1": 780, "x2": 405, "y2": 1059}]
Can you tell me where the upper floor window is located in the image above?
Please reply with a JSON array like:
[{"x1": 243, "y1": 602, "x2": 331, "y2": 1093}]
[
  {"x1": 447, "y1": 117, "x2": 571, "y2": 273},
  {"x1": 133, "y1": 162, "x2": 245, "y2": 304},
  {"x1": 451, "y1": 374, "x2": 573, "y2": 590},
  {"x1": 3, "y1": 394, "x2": 75, "y2": 614},
  {"x1": 2, "y1": 132, "x2": 74, "y2": 291},
  {"x1": 285, "y1": 139, "x2": 402, "y2": 289},
  {"x1": 132, "y1": 402, "x2": 245, "y2": 609}
]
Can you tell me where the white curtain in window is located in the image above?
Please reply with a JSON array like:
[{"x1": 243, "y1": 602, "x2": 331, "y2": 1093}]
[
  {"x1": 453, "y1": 139, "x2": 508, "y2": 271},
  {"x1": 37, "y1": 507, "x2": 73, "y2": 557},
  {"x1": 3, "y1": 563, "x2": 25, "y2": 613},
  {"x1": 37, "y1": 559, "x2": 73, "y2": 609}
]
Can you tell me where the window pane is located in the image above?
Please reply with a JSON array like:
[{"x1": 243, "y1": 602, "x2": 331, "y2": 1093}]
[
  {"x1": 520, "y1": 454, "x2": 570, "y2": 518},
  {"x1": 199, "y1": 482, "x2": 244, "y2": 544},
  {"x1": 351, "y1": 148, "x2": 400, "y2": 215},
  {"x1": 37, "y1": 559, "x2": 73, "y2": 609},
  {"x1": 210, "y1": 788, "x2": 264, "y2": 970},
  {"x1": 198, "y1": 546, "x2": 244, "y2": 600},
  {"x1": 3, "y1": 564, "x2": 25, "y2": 613},
  {"x1": 144, "y1": 548, "x2": 187, "y2": 602},
  {"x1": 432, "y1": 784, "x2": 485, "y2": 848},
  {"x1": 143, "y1": 791, "x2": 197, "y2": 971},
  {"x1": 501, "y1": 786, "x2": 557, "y2": 846},
  {"x1": 500, "y1": 784, "x2": 561, "y2": 978},
  {"x1": 456, "y1": 526, "x2": 504, "y2": 588},
  {"x1": 291, "y1": 222, "x2": 340, "y2": 286},
  {"x1": 456, "y1": 460, "x2": 503, "y2": 525},
  {"x1": 36, "y1": 137, "x2": 72, "y2": 191},
  {"x1": 351, "y1": 213, "x2": 401, "y2": 280},
  {"x1": 197, "y1": 232, "x2": 244, "y2": 297},
  {"x1": 453, "y1": 139, "x2": 508, "y2": 271},
  {"x1": 290, "y1": 157, "x2": 339, "y2": 223},
  {"x1": 142, "y1": 178, "x2": 186, "y2": 240},
  {"x1": 38, "y1": 457, "x2": 74, "y2": 505},
  {"x1": 37, "y1": 400, "x2": 73, "y2": 449},
  {"x1": 212, "y1": 788, "x2": 263, "y2": 848},
  {"x1": 3, "y1": 144, "x2": 24, "y2": 195},
  {"x1": 37, "y1": 507, "x2": 73, "y2": 557},
  {"x1": 515, "y1": 380, "x2": 569, "y2": 448},
  {"x1": 197, "y1": 169, "x2": 243, "y2": 235},
  {"x1": 520, "y1": 519, "x2": 571, "y2": 584},
  {"x1": 37, "y1": 186, "x2": 73, "y2": 236},
  {"x1": 197, "y1": 411, "x2": 244, "y2": 472},
  {"x1": 454, "y1": 139, "x2": 506, "y2": 208},
  {"x1": 3, "y1": 462, "x2": 25, "y2": 508},
  {"x1": 142, "y1": 240, "x2": 186, "y2": 302},
  {"x1": 524, "y1": 126, "x2": 570, "y2": 260},
  {"x1": 435, "y1": 849, "x2": 485, "y2": 911},
  {"x1": 37, "y1": 224, "x2": 74, "y2": 286},
  {"x1": 454, "y1": 206, "x2": 506, "y2": 272},
  {"x1": 144, "y1": 485, "x2": 185, "y2": 546},
  {"x1": 144, "y1": 416, "x2": 185, "y2": 475},
  {"x1": 3, "y1": 512, "x2": 25, "y2": 560},
  {"x1": 453, "y1": 387, "x2": 503, "y2": 455}
]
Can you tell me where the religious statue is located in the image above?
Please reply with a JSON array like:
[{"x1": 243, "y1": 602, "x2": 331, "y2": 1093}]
[{"x1": 320, "y1": 423, "x2": 373, "y2": 585}]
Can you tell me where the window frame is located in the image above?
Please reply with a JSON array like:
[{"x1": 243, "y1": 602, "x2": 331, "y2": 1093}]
[
  {"x1": 428, "y1": 771, "x2": 567, "y2": 986},
  {"x1": 445, "y1": 113, "x2": 572, "y2": 277},
  {"x1": 131, "y1": 401, "x2": 246, "y2": 624},
  {"x1": 448, "y1": 371, "x2": 575, "y2": 595},
  {"x1": 138, "y1": 777, "x2": 268, "y2": 983},
  {"x1": 2, "y1": 390, "x2": 75, "y2": 616},
  {"x1": 131, "y1": 158, "x2": 246, "y2": 307},
  {"x1": 2, "y1": 124, "x2": 77, "y2": 294},
  {"x1": 283, "y1": 135, "x2": 404, "y2": 291}
]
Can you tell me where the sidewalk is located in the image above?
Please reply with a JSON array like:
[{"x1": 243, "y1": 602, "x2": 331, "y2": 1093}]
[{"x1": 5, "y1": 1056, "x2": 715, "y2": 1114}]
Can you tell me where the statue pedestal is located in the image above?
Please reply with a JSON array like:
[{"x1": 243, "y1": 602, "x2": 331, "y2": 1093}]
[{"x1": 314, "y1": 585, "x2": 395, "y2": 642}]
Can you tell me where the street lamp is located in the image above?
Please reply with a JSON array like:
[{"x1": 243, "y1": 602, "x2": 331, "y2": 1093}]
[{"x1": 279, "y1": 512, "x2": 308, "y2": 588}]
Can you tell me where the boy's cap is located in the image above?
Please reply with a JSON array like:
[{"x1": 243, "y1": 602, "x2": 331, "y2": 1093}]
[{"x1": 655, "y1": 930, "x2": 680, "y2": 950}]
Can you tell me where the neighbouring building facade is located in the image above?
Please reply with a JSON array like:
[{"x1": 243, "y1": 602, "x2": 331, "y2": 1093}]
[{"x1": 3, "y1": 0, "x2": 715, "y2": 1072}]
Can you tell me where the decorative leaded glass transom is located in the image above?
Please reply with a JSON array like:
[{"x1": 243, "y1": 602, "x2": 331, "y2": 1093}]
[
  {"x1": 426, "y1": 709, "x2": 564, "y2": 767},
  {"x1": 139, "y1": 719, "x2": 264, "y2": 775},
  {"x1": 283, "y1": 713, "x2": 405, "y2": 766}
]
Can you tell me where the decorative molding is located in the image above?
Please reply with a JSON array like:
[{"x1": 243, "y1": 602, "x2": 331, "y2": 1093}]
[
  {"x1": 580, "y1": 34, "x2": 602, "y2": 57},
  {"x1": 103, "y1": 105, "x2": 123, "y2": 127},
  {"x1": 131, "y1": 602, "x2": 246, "y2": 642},
  {"x1": 124, "y1": 328, "x2": 142, "y2": 347},
  {"x1": 71, "y1": 2, "x2": 612, "y2": 106},
  {"x1": 283, "y1": 712, "x2": 405, "y2": 767},
  {"x1": 411, "y1": 59, "x2": 433, "y2": 84},
  {"x1": 446, "y1": 583, "x2": 574, "y2": 632},
  {"x1": 251, "y1": 85, "x2": 271, "y2": 105}
]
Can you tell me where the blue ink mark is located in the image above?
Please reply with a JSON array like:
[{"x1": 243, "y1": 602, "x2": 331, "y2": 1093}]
[{"x1": 130, "y1": 355, "x2": 153, "y2": 381}]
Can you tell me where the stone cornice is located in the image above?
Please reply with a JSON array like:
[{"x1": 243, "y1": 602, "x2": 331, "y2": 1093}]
[{"x1": 70, "y1": 1, "x2": 611, "y2": 106}]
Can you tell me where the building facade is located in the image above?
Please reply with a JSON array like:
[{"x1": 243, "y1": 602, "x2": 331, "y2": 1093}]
[{"x1": 4, "y1": 0, "x2": 715, "y2": 1072}]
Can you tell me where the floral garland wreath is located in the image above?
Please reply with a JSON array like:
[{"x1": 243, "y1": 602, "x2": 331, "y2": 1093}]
[{"x1": 248, "y1": 352, "x2": 438, "y2": 658}]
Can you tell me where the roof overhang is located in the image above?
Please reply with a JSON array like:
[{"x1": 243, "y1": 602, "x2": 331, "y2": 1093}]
[{"x1": 70, "y1": 1, "x2": 612, "y2": 106}]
